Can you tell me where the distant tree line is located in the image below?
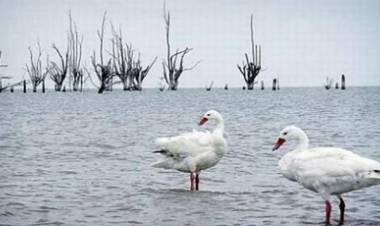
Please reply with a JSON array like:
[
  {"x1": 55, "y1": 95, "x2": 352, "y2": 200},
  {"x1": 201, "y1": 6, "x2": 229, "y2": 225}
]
[
  {"x1": 21, "y1": 5, "x2": 203, "y2": 94},
  {"x1": 3, "y1": 6, "x2": 348, "y2": 94}
]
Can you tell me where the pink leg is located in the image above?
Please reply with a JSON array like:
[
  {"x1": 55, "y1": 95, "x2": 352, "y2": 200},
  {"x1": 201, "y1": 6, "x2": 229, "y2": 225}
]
[
  {"x1": 195, "y1": 173, "x2": 200, "y2": 191},
  {"x1": 325, "y1": 201, "x2": 332, "y2": 225},
  {"x1": 338, "y1": 196, "x2": 345, "y2": 225},
  {"x1": 190, "y1": 173, "x2": 195, "y2": 191}
]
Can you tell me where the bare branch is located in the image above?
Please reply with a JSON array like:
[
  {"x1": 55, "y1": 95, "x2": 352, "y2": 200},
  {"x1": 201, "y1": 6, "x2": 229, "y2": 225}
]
[{"x1": 183, "y1": 60, "x2": 200, "y2": 71}]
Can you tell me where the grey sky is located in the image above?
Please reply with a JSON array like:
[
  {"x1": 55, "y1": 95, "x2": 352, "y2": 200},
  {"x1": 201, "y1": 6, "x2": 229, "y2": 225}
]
[{"x1": 1, "y1": 0, "x2": 380, "y2": 88}]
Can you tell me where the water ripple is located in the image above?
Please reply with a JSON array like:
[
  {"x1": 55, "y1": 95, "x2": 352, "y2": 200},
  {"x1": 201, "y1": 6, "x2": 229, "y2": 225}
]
[{"x1": 0, "y1": 88, "x2": 379, "y2": 225}]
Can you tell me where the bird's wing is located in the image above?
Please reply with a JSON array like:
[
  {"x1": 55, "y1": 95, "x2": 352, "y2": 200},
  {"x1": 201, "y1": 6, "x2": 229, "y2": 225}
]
[
  {"x1": 294, "y1": 148, "x2": 380, "y2": 177},
  {"x1": 155, "y1": 129, "x2": 215, "y2": 158}
]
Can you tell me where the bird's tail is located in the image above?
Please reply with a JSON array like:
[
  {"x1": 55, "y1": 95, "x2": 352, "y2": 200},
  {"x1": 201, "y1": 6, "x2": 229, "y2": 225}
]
[{"x1": 151, "y1": 159, "x2": 171, "y2": 169}]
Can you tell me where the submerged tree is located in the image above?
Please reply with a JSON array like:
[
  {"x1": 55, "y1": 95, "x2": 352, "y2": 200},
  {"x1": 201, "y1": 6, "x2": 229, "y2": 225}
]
[
  {"x1": 272, "y1": 78, "x2": 277, "y2": 91},
  {"x1": 110, "y1": 27, "x2": 129, "y2": 90},
  {"x1": 162, "y1": 5, "x2": 199, "y2": 90},
  {"x1": 25, "y1": 43, "x2": 50, "y2": 92},
  {"x1": 205, "y1": 81, "x2": 214, "y2": 91},
  {"x1": 131, "y1": 55, "x2": 157, "y2": 90},
  {"x1": 341, "y1": 74, "x2": 346, "y2": 90},
  {"x1": 91, "y1": 12, "x2": 113, "y2": 94},
  {"x1": 49, "y1": 44, "x2": 69, "y2": 91},
  {"x1": 324, "y1": 77, "x2": 333, "y2": 90},
  {"x1": 110, "y1": 26, "x2": 157, "y2": 91},
  {"x1": 68, "y1": 12, "x2": 84, "y2": 92},
  {"x1": 237, "y1": 14, "x2": 262, "y2": 90}
]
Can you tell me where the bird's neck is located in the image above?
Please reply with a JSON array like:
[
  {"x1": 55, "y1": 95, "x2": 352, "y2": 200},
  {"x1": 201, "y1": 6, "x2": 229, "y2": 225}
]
[
  {"x1": 295, "y1": 130, "x2": 309, "y2": 151},
  {"x1": 212, "y1": 120, "x2": 224, "y2": 137}
]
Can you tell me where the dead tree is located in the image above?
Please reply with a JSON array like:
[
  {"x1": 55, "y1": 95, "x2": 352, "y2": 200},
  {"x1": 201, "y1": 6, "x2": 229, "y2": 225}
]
[
  {"x1": 341, "y1": 74, "x2": 346, "y2": 90},
  {"x1": 68, "y1": 12, "x2": 84, "y2": 92},
  {"x1": 237, "y1": 14, "x2": 262, "y2": 90},
  {"x1": 162, "y1": 6, "x2": 199, "y2": 90},
  {"x1": 132, "y1": 55, "x2": 157, "y2": 90},
  {"x1": 272, "y1": 78, "x2": 277, "y2": 91},
  {"x1": 91, "y1": 12, "x2": 113, "y2": 94},
  {"x1": 159, "y1": 77, "x2": 166, "y2": 91},
  {"x1": 0, "y1": 78, "x2": 23, "y2": 93},
  {"x1": 25, "y1": 43, "x2": 49, "y2": 92},
  {"x1": 206, "y1": 81, "x2": 214, "y2": 91},
  {"x1": 324, "y1": 77, "x2": 333, "y2": 90},
  {"x1": 49, "y1": 44, "x2": 69, "y2": 91},
  {"x1": 110, "y1": 26, "x2": 157, "y2": 91},
  {"x1": 110, "y1": 27, "x2": 129, "y2": 90}
]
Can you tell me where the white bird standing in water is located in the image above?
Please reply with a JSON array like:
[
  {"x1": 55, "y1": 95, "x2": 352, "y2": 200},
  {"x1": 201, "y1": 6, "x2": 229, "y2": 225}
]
[
  {"x1": 273, "y1": 126, "x2": 380, "y2": 225},
  {"x1": 152, "y1": 110, "x2": 227, "y2": 191}
]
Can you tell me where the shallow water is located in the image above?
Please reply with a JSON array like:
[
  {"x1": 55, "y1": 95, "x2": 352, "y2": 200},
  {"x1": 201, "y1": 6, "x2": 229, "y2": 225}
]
[{"x1": 1, "y1": 87, "x2": 380, "y2": 226}]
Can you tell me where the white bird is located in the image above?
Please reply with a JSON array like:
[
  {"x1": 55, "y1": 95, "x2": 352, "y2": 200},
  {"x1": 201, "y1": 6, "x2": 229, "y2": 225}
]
[
  {"x1": 152, "y1": 110, "x2": 227, "y2": 191},
  {"x1": 272, "y1": 126, "x2": 380, "y2": 225}
]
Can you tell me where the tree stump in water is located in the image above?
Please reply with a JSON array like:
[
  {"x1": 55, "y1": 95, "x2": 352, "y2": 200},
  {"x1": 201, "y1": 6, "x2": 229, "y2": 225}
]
[
  {"x1": 272, "y1": 78, "x2": 277, "y2": 91},
  {"x1": 42, "y1": 79, "x2": 45, "y2": 93},
  {"x1": 341, "y1": 74, "x2": 346, "y2": 90}
]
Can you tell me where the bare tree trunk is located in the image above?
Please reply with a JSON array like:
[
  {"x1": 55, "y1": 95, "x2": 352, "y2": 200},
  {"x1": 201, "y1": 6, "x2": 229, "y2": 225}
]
[
  {"x1": 98, "y1": 83, "x2": 106, "y2": 94},
  {"x1": 25, "y1": 43, "x2": 49, "y2": 93},
  {"x1": 80, "y1": 74, "x2": 83, "y2": 92},
  {"x1": 237, "y1": 15, "x2": 262, "y2": 90},
  {"x1": 68, "y1": 11, "x2": 84, "y2": 92},
  {"x1": 341, "y1": 74, "x2": 345, "y2": 90},
  {"x1": 110, "y1": 26, "x2": 156, "y2": 91},
  {"x1": 91, "y1": 12, "x2": 114, "y2": 94},
  {"x1": 49, "y1": 44, "x2": 69, "y2": 91},
  {"x1": 121, "y1": 79, "x2": 128, "y2": 90},
  {"x1": 272, "y1": 78, "x2": 277, "y2": 91},
  {"x1": 162, "y1": 4, "x2": 199, "y2": 90},
  {"x1": 247, "y1": 81, "x2": 254, "y2": 90}
]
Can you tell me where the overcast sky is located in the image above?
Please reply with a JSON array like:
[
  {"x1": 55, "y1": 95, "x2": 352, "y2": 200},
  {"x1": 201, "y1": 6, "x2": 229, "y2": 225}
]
[{"x1": 1, "y1": 0, "x2": 380, "y2": 88}]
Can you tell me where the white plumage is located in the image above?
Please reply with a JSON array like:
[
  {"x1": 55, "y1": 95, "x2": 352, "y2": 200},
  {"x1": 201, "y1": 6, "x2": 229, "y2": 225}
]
[
  {"x1": 152, "y1": 110, "x2": 227, "y2": 191},
  {"x1": 273, "y1": 126, "x2": 380, "y2": 224}
]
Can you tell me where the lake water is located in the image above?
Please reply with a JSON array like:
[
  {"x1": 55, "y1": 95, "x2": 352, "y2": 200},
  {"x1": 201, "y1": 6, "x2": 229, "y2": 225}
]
[{"x1": 1, "y1": 87, "x2": 380, "y2": 226}]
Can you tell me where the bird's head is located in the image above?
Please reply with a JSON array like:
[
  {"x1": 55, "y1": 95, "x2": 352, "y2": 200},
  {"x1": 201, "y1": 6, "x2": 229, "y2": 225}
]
[
  {"x1": 272, "y1": 125, "x2": 304, "y2": 151},
  {"x1": 198, "y1": 110, "x2": 223, "y2": 126}
]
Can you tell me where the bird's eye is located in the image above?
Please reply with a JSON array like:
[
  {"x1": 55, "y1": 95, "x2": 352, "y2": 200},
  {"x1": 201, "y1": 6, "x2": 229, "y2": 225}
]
[
  {"x1": 283, "y1": 132, "x2": 288, "y2": 135},
  {"x1": 206, "y1": 113, "x2": 211, "y2": 116}
]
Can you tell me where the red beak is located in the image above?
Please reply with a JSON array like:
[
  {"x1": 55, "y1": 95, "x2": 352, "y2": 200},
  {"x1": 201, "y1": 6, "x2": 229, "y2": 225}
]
[
  {"x1": 198, "y1": 117, "x2": 208, "y2": 126},
  {"x1": 273, "y1": 138, "x2": 286, "y2": 151}
]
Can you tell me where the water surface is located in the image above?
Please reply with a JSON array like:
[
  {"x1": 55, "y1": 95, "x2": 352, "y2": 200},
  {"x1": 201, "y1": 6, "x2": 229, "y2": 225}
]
[{"x1": 1, "y1": 87, "x2": 380, "y2": 226}]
